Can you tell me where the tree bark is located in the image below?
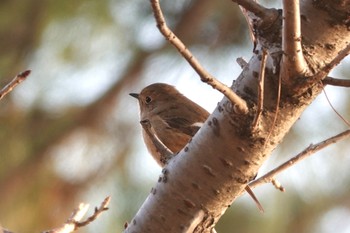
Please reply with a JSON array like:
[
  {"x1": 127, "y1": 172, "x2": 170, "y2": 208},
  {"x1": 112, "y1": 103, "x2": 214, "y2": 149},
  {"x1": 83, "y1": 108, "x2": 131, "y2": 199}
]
[{"x1": 124, "y1": 0, "x2": 350, "y2": 232}]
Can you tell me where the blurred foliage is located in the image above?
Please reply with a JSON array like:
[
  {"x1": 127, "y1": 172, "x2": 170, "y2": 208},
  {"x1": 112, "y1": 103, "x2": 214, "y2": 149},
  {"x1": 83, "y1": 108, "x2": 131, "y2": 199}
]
[{"x1": 0, "y1": 0, "x2": 349, "y2": 233}]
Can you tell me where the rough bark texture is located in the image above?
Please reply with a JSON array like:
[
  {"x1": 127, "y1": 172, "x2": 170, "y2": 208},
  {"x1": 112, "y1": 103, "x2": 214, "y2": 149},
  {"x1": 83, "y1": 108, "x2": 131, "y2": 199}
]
[{"x1": 124, "y1": 0, "x2": 350, "y2": 232}]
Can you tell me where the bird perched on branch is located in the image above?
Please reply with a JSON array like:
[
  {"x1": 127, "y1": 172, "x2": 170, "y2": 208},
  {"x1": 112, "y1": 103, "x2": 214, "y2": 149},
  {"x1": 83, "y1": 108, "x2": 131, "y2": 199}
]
[{"x1": 130, "y1": 83, "x2": 263, "y2": 212}]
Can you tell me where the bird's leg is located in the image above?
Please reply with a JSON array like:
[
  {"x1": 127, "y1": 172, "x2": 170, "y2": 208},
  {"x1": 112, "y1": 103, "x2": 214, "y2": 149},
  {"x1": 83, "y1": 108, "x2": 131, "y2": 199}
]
[{"x1": 140, "y1": 119, "x2": 175, "y2": 165}]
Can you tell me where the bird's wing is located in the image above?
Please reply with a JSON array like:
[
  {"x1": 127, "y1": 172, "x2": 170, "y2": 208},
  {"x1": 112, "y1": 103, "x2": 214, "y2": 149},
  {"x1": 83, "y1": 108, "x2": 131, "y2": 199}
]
[{"x1": 163, "y1": 117, "x2": 203, "y2": 137}]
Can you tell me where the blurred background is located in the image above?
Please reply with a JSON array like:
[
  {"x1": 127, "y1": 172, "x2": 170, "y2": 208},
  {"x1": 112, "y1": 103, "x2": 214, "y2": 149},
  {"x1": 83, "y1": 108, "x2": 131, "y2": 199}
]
[{"x1": 0, "y1": 0, "x2": 350, "y2": 232}]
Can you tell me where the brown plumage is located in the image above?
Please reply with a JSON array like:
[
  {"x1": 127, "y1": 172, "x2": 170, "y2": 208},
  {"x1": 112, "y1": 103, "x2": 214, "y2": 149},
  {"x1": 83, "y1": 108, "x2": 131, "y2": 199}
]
[
  {"x1": 130, "y1": 83, "x2": 264, "y2": 212},
  {"x1": 130, "y1": 83, "x2": 209, "y2": 164}
]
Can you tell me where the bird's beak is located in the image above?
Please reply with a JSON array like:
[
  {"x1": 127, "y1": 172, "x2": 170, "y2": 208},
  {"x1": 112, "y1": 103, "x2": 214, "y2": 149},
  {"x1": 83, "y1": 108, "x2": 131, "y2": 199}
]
[{"x1": 129, "y1": 93, "x2": 139, "y2": 99}]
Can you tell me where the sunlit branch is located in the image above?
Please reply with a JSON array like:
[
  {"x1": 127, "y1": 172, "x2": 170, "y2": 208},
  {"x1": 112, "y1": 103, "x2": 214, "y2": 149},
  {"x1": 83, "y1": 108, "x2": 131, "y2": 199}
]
[
  {"x1": 320, "y1": 43, "x2": 350, "y2": 76},
  {"x1": 236, "y1": 57, "x2": 248, "y2": 69},
  {"x1": 43, "y1": 196, "x2": 110, "y2": 233},
  {"x1": 232, "y1": 0, "x2": 277, "y2": 20},
  {"x1": 0, "y1": 70, "x2": 30, "y2": 101},
  {"x1": 302, "y1": 39, "x2": 350, "y2": 91},
  {"x1": 281, "y1": 0, "x2": 308, "y2": 81},
  {"x1": 250, "y1": 129, "x2": 350, "y2": 189},
  {"x1": 150, "y1": 0, "x2": 249, "y2": 114}
]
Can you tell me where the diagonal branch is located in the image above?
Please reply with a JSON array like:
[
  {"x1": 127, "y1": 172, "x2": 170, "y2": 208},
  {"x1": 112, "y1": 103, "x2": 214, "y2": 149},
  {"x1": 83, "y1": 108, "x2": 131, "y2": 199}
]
[
  {"x1": 323, "y1": 77, "x2": 350, "y2": 87},
  {"x1": 232, "y1": 0, "x2": 279, "y2": 27},
  {"x1": 150, "y1": 0, "x2": 249, "y2": 114},
  {"x1": 314, "y1": 43, "x2": 350, "y2": 83},
  {"x1": 322, "y1": 86, "x2": 350, "y2": 127},
  {"x1": 0, "y1": 70, "x2": 30, "y2": 101},
  {"x1": 320, "y1": 43, "x2": 350, "y2": 75},
  {"x1": 281, "y1": 0, "x2": 308, "y2": 81},
  {"x1": 43, "y1": 197, "x2": 110, "y2": 233},
  {"x1": 141, "y1": 118, "x2": 264, "y2": 212},
  {"x1": 0, "y1": 0, "x2": 221, "y2": 207},
  {"x1": 250, "y1": 129, "x2": 350, "y2": 189}
]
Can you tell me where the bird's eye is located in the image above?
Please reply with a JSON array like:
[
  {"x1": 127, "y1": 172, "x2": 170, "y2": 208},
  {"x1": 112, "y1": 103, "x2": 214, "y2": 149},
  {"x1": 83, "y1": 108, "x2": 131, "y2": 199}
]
[{"x1": 145, "y1": 96, "x2": 152, "y2": 104}]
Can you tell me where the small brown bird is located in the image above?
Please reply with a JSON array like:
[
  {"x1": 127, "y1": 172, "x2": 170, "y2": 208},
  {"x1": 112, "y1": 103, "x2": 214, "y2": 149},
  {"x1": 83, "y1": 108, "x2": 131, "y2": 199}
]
[{"x1": 130, "y1": 83, "x2": 263, "y2": 212}]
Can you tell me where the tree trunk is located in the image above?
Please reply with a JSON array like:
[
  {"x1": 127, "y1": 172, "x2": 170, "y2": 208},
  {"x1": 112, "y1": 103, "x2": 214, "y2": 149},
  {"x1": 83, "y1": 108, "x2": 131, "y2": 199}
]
[{"x1": 124, "y1": 0, "x2": 350, "y2": 232}]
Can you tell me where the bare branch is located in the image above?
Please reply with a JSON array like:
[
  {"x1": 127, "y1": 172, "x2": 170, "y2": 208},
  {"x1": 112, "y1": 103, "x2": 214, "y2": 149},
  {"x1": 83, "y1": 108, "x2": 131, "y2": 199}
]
[
  {"x1": 323, "y1": 76, "x2": 350, "y2": 87},
  {"x1": 236, "y1": 57, "x2": 248, "y2": 69},
  {"x1": 281, "y1": 0, "x2": 308, "y2": 80},
  {"x1": 74, "y1": 196, "x2": 110, "y2": 228},
  {"x1": 43, "y1": 203, "x2": 89, "y2": 233},
  {"x1": 232, "y1": 0, "x2": 267, "y2": 17},
  {"x1": 0, "y1": 70, "x2": 30, "y2": 101},
  {"x1": 322, "y1": 86, "x2": 350, "y2": 127},
  {"x1": 305, "y1": 42, "x2": 350, "y2": 89},
  {"x1": 232, "y1": 0, "x2": 278, "y2": 21},
  {"x1": 43, "y1": 197, "x2": 110, "y2": 233},
  {"x1": 252, "y1": 49, "x2": 267, "y2": 131},
  {"x1": 319, "y1": 43, "x2": 350, "y2": 76},
  {"x1": 250, "y1": 129, "x2": 350, "y2": 189},
  {"x1": 141, "y1": 119, "x2": 264, "y2": 212},
  {"x1": 245, "y1": 185, "x2": 264, "y2": 212},
  {"x1": 239, "y1": 6, "x2": 257, "y2": 47},
  {"x1": 150, "y1": 0, "x2": 248, "y2": 114}
]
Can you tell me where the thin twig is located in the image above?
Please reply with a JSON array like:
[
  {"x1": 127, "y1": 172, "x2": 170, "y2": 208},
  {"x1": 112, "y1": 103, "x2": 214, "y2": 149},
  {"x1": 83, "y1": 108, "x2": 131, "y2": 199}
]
[
  {"x1": 322, "y1": 85, "x2": 350, "y2": 127},
  {"x1": 323, "y1": 76, "x2": 350, "y2": 87},
  {"x1": 250, "y1": 129, "x2": 350, "y2": 189},
  {"x1": 318, "y1": 43, "x2": 350, "y2": 78},
  {"x1": 245, "y1": 185, "x2": 264, "y2": 212},
  {"x1": 150, "y1": 0, "x2": 248, "y2": 114},
  {"x1": 0, "y1": 70, "x2": 30, "y2": 101},
  {"x1": 264, "y1": 66, "x2": 282, "y2": 147},
  {"x1": 303, "y1": 43, "x2": 350, "y2": 93},
  {"x1": 43, "y1": 203, "x2": 90, "y2": 233},
  {"x1": 252, "y1": 49, "x2": 267, "y2": 131},
  {"x1": 236, "y1": 57, "x2": 248, "y2": 69},
  {"x1": 281, "y1": 0, "x2": 308, "y2": 80},
  {"x1": 43, "y1": 196, "x2": 110, "y2": 233},
  {"x1": 75, "y1": 196, "x2": 111, "y2": 227}
]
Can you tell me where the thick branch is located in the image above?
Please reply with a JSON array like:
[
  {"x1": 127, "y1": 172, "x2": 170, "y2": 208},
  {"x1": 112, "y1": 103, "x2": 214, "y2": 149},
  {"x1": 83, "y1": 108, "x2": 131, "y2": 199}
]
[
  {"x1": 126, "y1": 0, "x2": 350, "y2": 232},
  {"x1": 281, "y1": 0, "x2": 308, "y2": 80},
  {"x1": 150, "y1": 0, "x2": 248, "y2": 114},
  {"x1": 232, "y1": 0, "x2": 279, "y2": 27}
]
